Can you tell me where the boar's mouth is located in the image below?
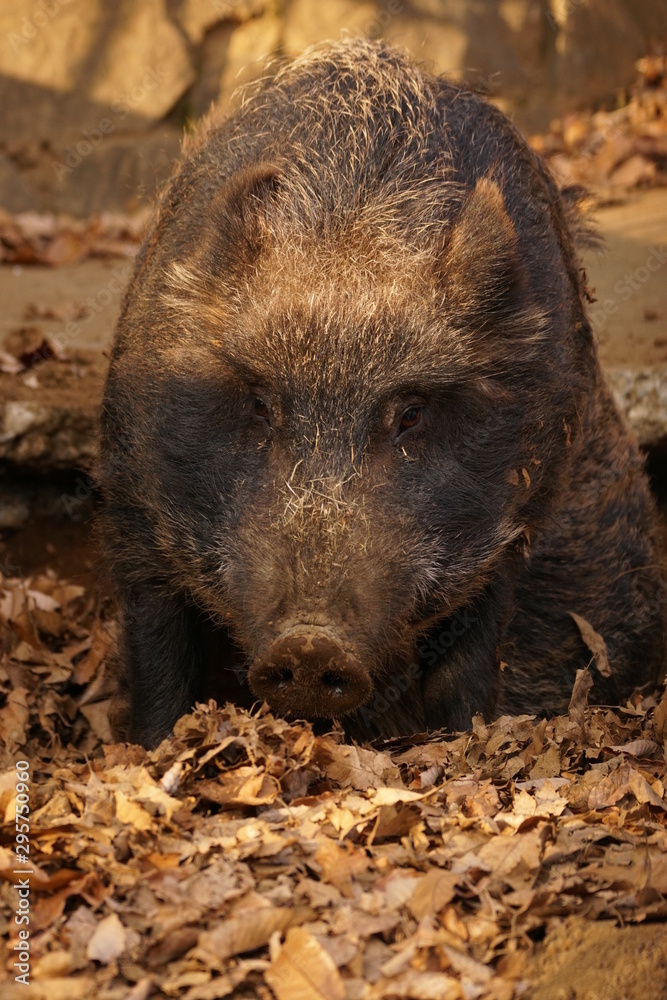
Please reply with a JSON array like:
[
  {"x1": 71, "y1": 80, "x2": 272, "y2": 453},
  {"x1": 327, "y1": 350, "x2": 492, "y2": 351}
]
[{"x1": 247, "y1": 624, "x2": 373, "y2": 720}]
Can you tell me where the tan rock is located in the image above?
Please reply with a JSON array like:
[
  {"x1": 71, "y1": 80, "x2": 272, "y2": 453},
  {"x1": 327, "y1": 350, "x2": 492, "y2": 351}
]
[
  {"x1": 189, "y1": 21, "x2": 236, "y2": 118},
  {"x1": 0, "y1": 153, "x2": 35, "y2": 212},
  {"x1": 407, "y1": 0, "x2": 465, "y2": 17},
  {"x1": 608, "y1": 367, "x2": 667, "y2": 451},
  {"x1": 283, "y1": 0, "x2": 379, "y2": 56},
  {"x1": 383, "y1": 17, "x2": 468, "y2": 78},
  {"x1": 217, "y1": 16, "x2": 283, "y2": 111},
  {"x1": 173, "y1": 0, "x2": 268, "y2": 44},
  {"x1": 552, "y1": 0, "x2": 645, "y2": 105},
  {"x1": 45, "y1": 129, "x2": 183, "y2": 215},
  {"x1": 0, "y1": 0, "x2": 194, "y2": 143},
  {"x1": 89, "y1": 0, "x2": 195, "y2": 123},
  {"x1": 0, "y1": 0, "x2": 97, "y2": 95}
]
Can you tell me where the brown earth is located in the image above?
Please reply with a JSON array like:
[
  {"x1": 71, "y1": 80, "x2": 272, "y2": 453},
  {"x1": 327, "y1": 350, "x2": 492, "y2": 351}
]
[
  {"x1": 586, "y1": 189, "x2": 667, "y2": 369},
  {"x1": 525, "y1": 916, "x2": 667, "y2": 1000}
]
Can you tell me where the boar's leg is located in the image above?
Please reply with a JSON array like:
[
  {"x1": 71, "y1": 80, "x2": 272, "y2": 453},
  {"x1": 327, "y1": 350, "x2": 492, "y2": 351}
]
[
  {"x1": 120, "y1": 584, "x2": 203, "y2": 748},
  {"x1": 420, "y1": 579, "x2": 513, "y2": 732}
]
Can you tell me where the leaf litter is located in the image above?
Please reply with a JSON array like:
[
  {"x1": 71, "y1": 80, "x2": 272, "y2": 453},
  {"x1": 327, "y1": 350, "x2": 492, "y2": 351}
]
[
  {"x1": 530, "y1": 51, "x2": 667, "y2": 198},
  {"x1": 1, "y1": 569, "x2": 666, "y2": 999},
  {"x1": 0, "y1": 209, "x2": 150, "y2": 266}
]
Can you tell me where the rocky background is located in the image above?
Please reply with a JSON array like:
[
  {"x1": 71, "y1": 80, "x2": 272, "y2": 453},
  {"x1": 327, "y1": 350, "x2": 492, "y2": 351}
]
[{"x1": 0, "y1": 0, "x2": 666, "y2": 216}]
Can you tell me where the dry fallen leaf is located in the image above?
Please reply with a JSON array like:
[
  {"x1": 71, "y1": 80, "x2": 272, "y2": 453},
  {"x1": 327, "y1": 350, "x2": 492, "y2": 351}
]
[
  {"x1": 653, "y1": 684, "x2": 667, "y2": 743},
  {"x1": 195, "y1": 905, "x2": 314, "y2": 966},
  {"x1": 1, "y1": 555, "x2": 665, "y2": 1000},
  {"x1": 570, "y1": 613, "x2": 612, "y2": 677},
  {"x1": 266, "y1": 927, "x2": 346, "y2": 1000},
  {"x1": 568, "y1": 667, "x2": 594, "y2": 731},
  {"x1": 86, "y1": 913, "x2": 128, "y2": 963}
]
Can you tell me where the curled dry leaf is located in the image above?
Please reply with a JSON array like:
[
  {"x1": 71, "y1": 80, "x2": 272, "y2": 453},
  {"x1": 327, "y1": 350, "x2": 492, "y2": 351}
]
[
  {"x1": 568, "y1": 666, "x2": 594, "y2": 730},
  {"x1": 569, "y1": 613, "x2": 612, "y2": 677},
  {"x1": 1, "y1": 565, "x2": 666, "y2": 999},
  {"x1": 195, "y1": 906, "x2": 314, "y2": 967},
  {"x1": 266, "y1": 927, "x2": 346, "y2": 1000},
  {"x1": 653, "y1": 684, "x2": 667, "y2": 743},
  {"x1": 86, "y1": 913, "x2": 128, "y2": 964}
]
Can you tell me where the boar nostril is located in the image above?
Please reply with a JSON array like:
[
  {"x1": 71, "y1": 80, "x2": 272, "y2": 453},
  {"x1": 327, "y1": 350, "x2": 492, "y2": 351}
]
[
  {"x1": 275, "y1": 668, "x2": 293, "y2": 690},
  {"x1": 321, "y1": 670, "x2": 346, "y2": 697},
  {"x1": 248, "y1": 629, "x2": 372, "y2": 718}
]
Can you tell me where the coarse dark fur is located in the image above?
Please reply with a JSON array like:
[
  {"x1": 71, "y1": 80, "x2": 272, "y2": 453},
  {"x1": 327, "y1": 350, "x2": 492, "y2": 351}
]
[{"x1": 99, "y1": 38, "x2": 666, "y2": 748}]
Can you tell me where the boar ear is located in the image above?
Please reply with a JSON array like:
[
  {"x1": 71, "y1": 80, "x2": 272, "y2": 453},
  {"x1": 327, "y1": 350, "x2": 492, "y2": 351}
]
[
  {"x1": 209, "y1": 163, "x2": 282, "y2": 277},
  {"x1": 441, "y1": 177, "x2": 523, "y2": 324},
  {"x1": 164, "y1": 164, "x2": 281, "y2": 318}
]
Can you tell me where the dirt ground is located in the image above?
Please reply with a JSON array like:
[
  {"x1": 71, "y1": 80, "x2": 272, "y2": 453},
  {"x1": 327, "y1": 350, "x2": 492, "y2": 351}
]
[
  {"x1": 525, "y1": 916, "x2": 667, "y2": 1000},
  {"x1": 586, "y1": 189, "x2": 667, "y2": 369}
]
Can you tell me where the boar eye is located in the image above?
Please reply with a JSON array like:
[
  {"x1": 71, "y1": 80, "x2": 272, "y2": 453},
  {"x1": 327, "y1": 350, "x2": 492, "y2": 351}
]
[
  {"x1": 399, "y1": 405, "x2": 423, "y2": 432},
  {"x1": 253, "y1": 397, "x2": 271, "y2": 425}
]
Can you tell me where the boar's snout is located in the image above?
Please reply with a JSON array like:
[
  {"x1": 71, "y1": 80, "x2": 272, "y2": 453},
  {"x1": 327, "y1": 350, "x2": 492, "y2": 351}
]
[{"x1": 248, "y1": 628, "x2": 372, "y2": 719}]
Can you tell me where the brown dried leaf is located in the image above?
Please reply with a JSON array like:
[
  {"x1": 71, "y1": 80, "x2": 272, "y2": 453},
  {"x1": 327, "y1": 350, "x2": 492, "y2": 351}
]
[
  {"x1": 316, "y1": 740, "x2": 403, "y2": 790},
  {"x1": 313, "y1": 837, "x2": 370, "y2": 893},
  {"x1": 610, "y1": 153, "x2": 657, "y2": 187},
  {"x1": 114, "y1": 789, "x2": 154, "y2": 832},
  {"x1": 86, "y1": 913, "x2": 128, "y2": 963},
  {"x1": 588, "y1": 763, "x2": 634, "y2": 809},
  {"x1": 570, "y1": 613, "x2": 612, "y2": 677},
  {"x1": 197, "y1": 768, "x2": 279, "y2": 806},
  {"x1": 477, "y1": 826, "x2": 543, "y2": 878},
  {"x1": 653, "y1": 684, "x2": 667, "y2": 743},
  {"x1": 266, "y1": 927, "x2": 346, "y2": 1000},
  {"x1": 367, "y1": 969, "x2": 461, "y2": 999},
  {"x1": 568, "y1": 667, "x2": 594, "y2": 730},
  {"x1": 195, "y1": 906, "x2": 313, "y2": 965},
  {"x1": 0, "y1": 350, "x2": 23, "y2": 374},
  {"x1": 627, "y1": 768, "x2": 667, "y2": 810},
  {"x1": 605, "y1": 739, "x2": 662, "y2": 758},
  {"x1": 407, "y1": 868, "x2": 459, "y2": 920}
]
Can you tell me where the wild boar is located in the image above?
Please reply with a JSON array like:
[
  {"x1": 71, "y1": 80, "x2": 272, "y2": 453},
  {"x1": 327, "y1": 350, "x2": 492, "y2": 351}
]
[{"x1": 99, "y1": 38, "x2": 665, "y2": 748}]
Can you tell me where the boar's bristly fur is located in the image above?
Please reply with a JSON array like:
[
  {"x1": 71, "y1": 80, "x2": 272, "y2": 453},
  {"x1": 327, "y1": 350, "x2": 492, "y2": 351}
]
[{"x1": 99, "y1": 38, "x2": 665, "y2": 748}]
